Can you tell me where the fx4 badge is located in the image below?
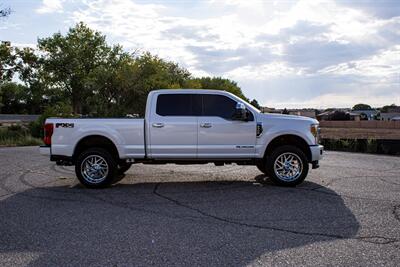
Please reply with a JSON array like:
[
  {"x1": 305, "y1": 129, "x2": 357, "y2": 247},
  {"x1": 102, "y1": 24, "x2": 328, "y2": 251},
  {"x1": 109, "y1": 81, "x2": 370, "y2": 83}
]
[{"x1": 55, "y1": 123, "x2": 74, "y2": 128}]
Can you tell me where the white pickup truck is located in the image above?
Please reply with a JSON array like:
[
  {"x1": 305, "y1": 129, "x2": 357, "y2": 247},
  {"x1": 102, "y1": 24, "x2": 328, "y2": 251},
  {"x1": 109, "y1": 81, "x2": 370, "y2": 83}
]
[{"x1": 40, "y1": 89, "x2": 323, "y2": 188}]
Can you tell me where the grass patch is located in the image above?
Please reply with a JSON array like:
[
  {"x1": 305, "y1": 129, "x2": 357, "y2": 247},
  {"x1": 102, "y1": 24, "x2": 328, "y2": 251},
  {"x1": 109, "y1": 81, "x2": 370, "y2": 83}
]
[
  {"x1": 321, "y1": 138, "x2": 400, "y2": 155},
  {"x1": 0, "y1": 125, "x2": 42, "y2": 147}
]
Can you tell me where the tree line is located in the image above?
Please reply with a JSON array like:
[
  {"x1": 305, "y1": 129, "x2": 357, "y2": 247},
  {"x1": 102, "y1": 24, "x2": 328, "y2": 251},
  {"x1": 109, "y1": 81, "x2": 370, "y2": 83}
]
[{"x1": 0, "y1": 22, "x2": 260, "y2": 117}]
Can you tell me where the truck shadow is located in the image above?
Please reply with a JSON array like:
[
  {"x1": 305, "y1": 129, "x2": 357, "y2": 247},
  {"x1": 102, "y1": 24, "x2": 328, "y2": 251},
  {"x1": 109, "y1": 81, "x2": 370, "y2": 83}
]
[{"x1": 0, "y1": 176, "x2": 359, "y2": 266}]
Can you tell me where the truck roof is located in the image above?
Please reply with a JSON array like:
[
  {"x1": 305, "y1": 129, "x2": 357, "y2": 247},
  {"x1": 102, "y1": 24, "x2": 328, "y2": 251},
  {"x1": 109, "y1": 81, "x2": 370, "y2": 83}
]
[{"x1": 151, "y1": 89, "x2": 233, "y2": 95}]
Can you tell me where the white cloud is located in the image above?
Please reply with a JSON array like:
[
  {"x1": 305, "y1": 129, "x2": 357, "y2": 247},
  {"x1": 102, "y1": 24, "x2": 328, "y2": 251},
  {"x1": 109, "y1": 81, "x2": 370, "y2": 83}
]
[
  {"x1": 226, "y1": 62, "x2": 304, "y2": 80},
  {"x1": 11, "y1": 43, "x2": 37, "y2": 49},
  {"x1": 70, "y1": 0, "x2": 189, "y2": 62},
  {"x1": 319, "y1": 45, "x2": 400, "y2": 78},
  {"x1": 0, "y1": 21, "x2": 20, "y2": 31},
  {"x1": 66, "y1": 0, "x2": 399, "y2": 108},
  {"x1": 36, "y1": 0, "x2": 64, "y2": 14},
  {"x1": 266, "y1": 92, "x2": 400, "y2": 109}
]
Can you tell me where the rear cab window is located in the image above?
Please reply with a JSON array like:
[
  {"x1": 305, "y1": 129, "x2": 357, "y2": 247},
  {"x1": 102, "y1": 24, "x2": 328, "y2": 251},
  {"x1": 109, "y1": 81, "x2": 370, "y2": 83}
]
[{"x1": 156, "y1": 94, "x2": 201, "y2": 116}]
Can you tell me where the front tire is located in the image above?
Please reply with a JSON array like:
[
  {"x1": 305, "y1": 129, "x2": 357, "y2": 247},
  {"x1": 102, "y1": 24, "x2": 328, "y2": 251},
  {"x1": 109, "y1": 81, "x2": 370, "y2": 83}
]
[
  {"x1": 75, "y1": 148, "x2": 117, "y2": 188},
  {"x1": 256, "y1": 161, "x2": 269, "y2": 175},
  {"x1": 117, "y1": 162, "x2": 132, "y2": 174},
  {"x1": 266, "y1": 145, "x2": 309, "y2": 186}
]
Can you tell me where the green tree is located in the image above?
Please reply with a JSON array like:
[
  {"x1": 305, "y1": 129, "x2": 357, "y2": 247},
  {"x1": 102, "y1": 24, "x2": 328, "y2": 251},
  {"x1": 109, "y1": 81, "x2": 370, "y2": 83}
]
[
  {"x1": 0, "y1": 6, "x2": 11, "y2": 18},
  {"x1": 38, "y1": 22, "x2": 124, "y2": 114},
  {"x1": 17, "y1": 47, "x2": 46, "y2": 114},
  {"x1": 0, "y1": 82, "x2": 30, "y2": 113},
  {"x1": 381, "y1": 104, "x2": 397, "y2": 113},
  {"x1": 331, "y1": 110, "x2": 350, "y2": 121},
  {"x1": 1, "y1": 44, "x2": 38, "y2": 83},
  {"x1": 120, "y1": 53, "x2": 191, "y2": 116},
  {"x1": 250, "y1": 99, "x2": 261, "y2": 109},
  {"x1": 29, "y1": 102, "x2": 74, "y2": 138},
  {"x1": 187, "y1": 77, "x2": 247, "y2": 101},
  {"x1": 85, "y1": 52, "x2": 133, "y2": 116},
  {"x1": 1, "y1": 44, "x2": 48, "y2": 114},
  {"x1": 4, "y1": 22, "x2": 250, "y2": 118},
  {"x1": 0, "y1": 43, "x2": 17, "y2": 83},
  {"x1": 352, "y1": 103, "x2": 372, "y2": 110},
  {"x1": 84, "y1": 51, "x2": 193, "y2": 117}
]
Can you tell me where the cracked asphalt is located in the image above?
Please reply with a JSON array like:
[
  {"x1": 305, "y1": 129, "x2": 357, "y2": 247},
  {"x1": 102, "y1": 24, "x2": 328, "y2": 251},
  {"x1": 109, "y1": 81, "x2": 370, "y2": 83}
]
[{"x1": 0, "y1": 147, "x2": 399, "y2": 266}]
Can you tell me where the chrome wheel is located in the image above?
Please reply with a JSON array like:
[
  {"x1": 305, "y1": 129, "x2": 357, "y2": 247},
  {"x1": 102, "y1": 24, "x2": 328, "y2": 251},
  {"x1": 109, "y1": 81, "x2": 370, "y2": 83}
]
[
  {"x1": 80, "y1": 155, "x2": 109, "y2": 184},
  {"x1": 273, "y1": 152, "x2": 303, "y2": 182}
]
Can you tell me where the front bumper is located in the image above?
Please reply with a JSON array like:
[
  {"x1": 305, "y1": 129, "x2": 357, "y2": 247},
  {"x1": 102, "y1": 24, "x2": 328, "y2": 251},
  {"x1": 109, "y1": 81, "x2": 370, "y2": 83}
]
[
  {"x1": 39, "y1": 145, "x2": 50, "y2": 156},
  {"x1": 310, "y1": 144, "x2": 324, "y2": 162}
]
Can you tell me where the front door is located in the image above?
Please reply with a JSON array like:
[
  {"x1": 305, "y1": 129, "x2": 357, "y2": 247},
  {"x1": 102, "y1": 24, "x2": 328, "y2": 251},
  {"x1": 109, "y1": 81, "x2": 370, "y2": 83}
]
[{"x1": 197, "y1": 94, "x2": 256, "y2": 158}]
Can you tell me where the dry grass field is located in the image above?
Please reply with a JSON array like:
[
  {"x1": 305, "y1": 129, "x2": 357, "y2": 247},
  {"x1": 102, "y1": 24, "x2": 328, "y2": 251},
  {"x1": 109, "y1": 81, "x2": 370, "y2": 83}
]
[{"x1": 320, "y1": 121, "x2": 400, "y2": 140}]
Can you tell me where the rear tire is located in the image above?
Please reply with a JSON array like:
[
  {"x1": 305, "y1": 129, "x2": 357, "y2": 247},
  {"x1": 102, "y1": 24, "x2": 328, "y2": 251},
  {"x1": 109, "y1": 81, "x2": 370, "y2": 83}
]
[
  {"x1": 75, "y1": 148, "x2": 117, "y2": 188},
  {"x1": 266, "y1": 145, "x2": 309, "y2": 186}
]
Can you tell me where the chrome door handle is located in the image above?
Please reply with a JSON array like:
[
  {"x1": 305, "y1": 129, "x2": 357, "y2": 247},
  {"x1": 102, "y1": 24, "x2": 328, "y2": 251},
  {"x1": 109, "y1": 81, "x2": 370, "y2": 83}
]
[
  {"x1": 152, "y1": 123, "x2": 164, "y2": 128},
  {"x1": 200, "y1": 123, "x2": 212, "y2": 128}
]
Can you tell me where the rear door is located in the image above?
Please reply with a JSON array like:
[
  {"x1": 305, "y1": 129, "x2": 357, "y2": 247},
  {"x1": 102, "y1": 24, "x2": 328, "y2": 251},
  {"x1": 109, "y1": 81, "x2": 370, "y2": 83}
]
[
  {"x1": 197, "y1": 94, "x2": 257, "y2": 158},
  {"x1": 148, "y1": 93, "x2": 199, "y2": 158}
]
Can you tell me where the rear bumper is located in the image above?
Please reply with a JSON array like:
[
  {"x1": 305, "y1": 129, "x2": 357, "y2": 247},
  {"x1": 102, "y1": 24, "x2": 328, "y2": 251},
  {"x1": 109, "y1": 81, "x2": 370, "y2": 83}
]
[
  {"x1": 39, "y1": 145, "x2": 50, "y2": 156},
  {"x1": 310, "y1": 145, "x2": 324, "y2": 162}
]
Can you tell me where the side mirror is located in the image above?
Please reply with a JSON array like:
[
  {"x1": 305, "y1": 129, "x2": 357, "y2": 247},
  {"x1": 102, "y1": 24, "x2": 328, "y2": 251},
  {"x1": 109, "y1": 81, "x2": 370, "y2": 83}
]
[{"x1": 233, "y1": 102, "x2": 247, "y2": 121}]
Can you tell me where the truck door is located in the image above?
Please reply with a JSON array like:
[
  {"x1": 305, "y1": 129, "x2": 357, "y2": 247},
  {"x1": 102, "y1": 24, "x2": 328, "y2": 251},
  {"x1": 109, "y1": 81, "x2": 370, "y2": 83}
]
[
  {"x1": 197, "y1": 94, "x2": 256, "y2": 158},
  {"x1": 148, "y1": 93, "x2": 199, "y2": 158}
]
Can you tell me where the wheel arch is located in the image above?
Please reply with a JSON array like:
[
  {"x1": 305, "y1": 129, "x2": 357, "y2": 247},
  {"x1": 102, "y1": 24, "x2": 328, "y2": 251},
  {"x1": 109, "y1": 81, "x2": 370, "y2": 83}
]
[
  {"x1": 73, "y1": 135, "x2": 120, "y2": 162},
  {"x1": 264, "y1": 134, "x2": 311, "y2": 162}
]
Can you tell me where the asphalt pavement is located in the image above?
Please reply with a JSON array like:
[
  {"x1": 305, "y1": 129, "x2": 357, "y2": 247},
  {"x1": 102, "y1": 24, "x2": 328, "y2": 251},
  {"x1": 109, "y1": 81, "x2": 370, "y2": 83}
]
[{"x1": 0, "y1": 147, "x2": 399, "y2": 266}]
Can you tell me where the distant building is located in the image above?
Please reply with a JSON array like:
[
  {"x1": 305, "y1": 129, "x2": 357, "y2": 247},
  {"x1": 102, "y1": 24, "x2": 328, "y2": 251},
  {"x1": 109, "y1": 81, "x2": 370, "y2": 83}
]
[
  {"x1": 288, "y1": 109, "x2": 316, "y2": 119},
  {"x1": 386, "y1": 106, "x2": 400, "y2": 113},
  {"x1": 381, "y1": 113, "x2": 400, "y2": 121},
  {"x1": 351, "y1": 109, "x2": 378, "y2": 120},
  {"x1": 316, "y1": 110, "x2": 360, "y2": 121},
  {"x1": 260, "y1": 107, "x2": 317, "y2": 118},
  {"x1": 316, "y1": 111, "x2": 329, "y2": 121},
  {"x1": 260, "y1": 107, "x2": 281, "y2": 114},
  {"x1": 348, "y1": 112, "x2": 361, "y2": 121},
  {"x1": 380, "y1": 106, "x2": 400, "y2": 121}
]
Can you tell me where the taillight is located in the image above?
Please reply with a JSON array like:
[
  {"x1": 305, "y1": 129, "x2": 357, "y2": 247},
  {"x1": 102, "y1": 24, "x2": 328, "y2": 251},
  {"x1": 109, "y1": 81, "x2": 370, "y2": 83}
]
[{"x1": 43, "y1": 123, "x2": 54, "y2": 146}]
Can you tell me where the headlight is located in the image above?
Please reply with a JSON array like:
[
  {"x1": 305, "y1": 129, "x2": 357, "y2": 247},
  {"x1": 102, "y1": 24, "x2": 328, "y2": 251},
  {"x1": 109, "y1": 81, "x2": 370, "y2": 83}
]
[{"x1": 310, "y1": 124, "x2": 319, "y2": 143}]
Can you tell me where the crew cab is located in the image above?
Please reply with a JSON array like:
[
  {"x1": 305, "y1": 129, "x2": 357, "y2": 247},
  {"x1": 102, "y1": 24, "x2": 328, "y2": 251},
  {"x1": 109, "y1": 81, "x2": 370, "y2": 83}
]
[{"x1": 40, "y1": 89, "x2": 323, "y2": 188}]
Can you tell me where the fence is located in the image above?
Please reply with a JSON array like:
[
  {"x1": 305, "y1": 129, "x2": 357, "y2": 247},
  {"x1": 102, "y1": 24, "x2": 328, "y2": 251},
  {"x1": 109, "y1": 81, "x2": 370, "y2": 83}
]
[
  {"x1": 319, "y1": 121, "x2": 400, "y2": 140},
  {"x1": 0, "y1": 114, "x2": 40, "y2": 123}
]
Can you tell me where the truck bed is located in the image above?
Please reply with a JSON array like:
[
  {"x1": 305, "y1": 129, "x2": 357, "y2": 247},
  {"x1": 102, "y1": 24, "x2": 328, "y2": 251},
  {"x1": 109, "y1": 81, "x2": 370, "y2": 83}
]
[{"x1": 46, "y1": 118, "x2": 146, "y2": 159}]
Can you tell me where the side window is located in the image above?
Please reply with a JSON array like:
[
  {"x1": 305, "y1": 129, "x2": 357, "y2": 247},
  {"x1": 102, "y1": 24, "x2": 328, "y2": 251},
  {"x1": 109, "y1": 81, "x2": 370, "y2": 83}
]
[
  {"x1": 202, "y1": 94, "x2": 254, "y2": 121},
  {"x1": 202, "y1": 94, "x2": 236, "y2": 120},
  {"x1": 156, "y1": 94, "x2": 201, "y2": 116},
  {"x1": 246, "y1": 110, "x2": 254, "y2": 121}
]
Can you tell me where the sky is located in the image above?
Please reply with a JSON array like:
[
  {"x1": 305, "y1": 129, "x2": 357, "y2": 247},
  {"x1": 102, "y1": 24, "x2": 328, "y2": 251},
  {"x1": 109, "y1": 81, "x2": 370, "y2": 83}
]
[{"x1": 0, "y1": 0, "x2": 399, "y2": 109}]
